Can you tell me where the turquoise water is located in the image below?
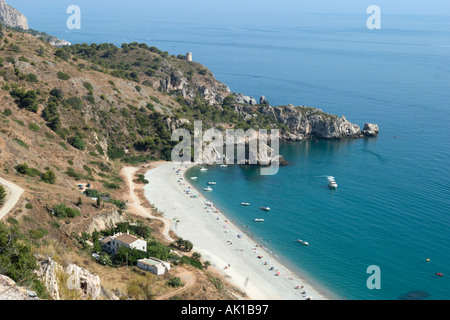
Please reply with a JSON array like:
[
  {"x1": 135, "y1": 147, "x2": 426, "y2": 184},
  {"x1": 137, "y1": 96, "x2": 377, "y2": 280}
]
[{"x1": 12, "y1": 1, "x2": 450, "y2": 299}]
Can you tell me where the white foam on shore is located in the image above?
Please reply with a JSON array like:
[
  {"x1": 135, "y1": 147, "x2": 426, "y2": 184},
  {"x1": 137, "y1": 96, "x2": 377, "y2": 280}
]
[{"x1": 143, "y1": 162, "x2": 329, "y2": 300}]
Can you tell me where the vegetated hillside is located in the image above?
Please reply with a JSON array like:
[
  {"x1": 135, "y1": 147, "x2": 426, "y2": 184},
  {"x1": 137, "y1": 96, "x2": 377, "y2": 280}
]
[
  {"x1": 0, "y1": 24, "x2": 371, "y2": 299},
  {"x1": 0, "y1": 26, "x2": 247, "y2": 300}
]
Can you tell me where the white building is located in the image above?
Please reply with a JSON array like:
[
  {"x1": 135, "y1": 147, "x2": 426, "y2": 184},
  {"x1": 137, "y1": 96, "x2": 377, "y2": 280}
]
[
  {"x1": 137, "y1": 258, "x2": 171, "y2": 276},
  {"x1": 101, "y1": 231, "x2": 147, "y2": 254}
]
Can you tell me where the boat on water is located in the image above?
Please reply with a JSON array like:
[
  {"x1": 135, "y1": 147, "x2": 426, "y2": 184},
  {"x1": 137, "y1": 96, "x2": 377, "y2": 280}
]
[
  {"x1": 260, "y1": 206, "x2": 270, "y2": 211},
  {"x1": 297, "y1": 239, "x2": 309, "y2": 246},
  {"x1": 204, "y1": 186, "x2": 213, "y2": 191},
  {"x1": 241, "y1": 202, "x2": 250, "y2": 206},
  {"x1": 436, "y1": 273, "x2": 444, "y2": 277},
  {"x1": 190, "y1": 177, "x2": 198, "y2": 180},
  {"x1": 327, "y1": 177, "x2": 338, "y2": 189},
  {"x1": 254, "y1": 219, "x2": 264, "y2": 222},
  {"x1": 207, "y1": 182, "x2": 216, "y2": 185},
  {"x1": 220, "y1": 164, "x2": 228, "y2": 168},
  {"x1": 200, "y1": 167, "x2": 208, "y2": 172}
]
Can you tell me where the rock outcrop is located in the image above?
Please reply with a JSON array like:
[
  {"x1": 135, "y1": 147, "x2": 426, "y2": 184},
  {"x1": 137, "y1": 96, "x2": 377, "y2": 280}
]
[
  {"x1": 37, "y1": 258, "x2": 101, "y2": 300},
  {"x1": 0, "y1": 0, "x2": 28, "y2": 30},
  {"x1": 363, "y1": 123, "x2": 379, "y2": 137},
  {"x1": 0, "y1": 274, "x2": 39, "y2": 300},
  {"x1": 235, "y1": 104, "x2": 368, "y2": 140}
]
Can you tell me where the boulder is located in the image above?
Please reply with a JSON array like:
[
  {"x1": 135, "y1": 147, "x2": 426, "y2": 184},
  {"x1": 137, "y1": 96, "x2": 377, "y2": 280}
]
[
  {"x1": 260, "y1": 96, "x2": 270, "y2": 105},
  {"x1": 363, "y1": 123, "x2": 379, "y2": 136}
]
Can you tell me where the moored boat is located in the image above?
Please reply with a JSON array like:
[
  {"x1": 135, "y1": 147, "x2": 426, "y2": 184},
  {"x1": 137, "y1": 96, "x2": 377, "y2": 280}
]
[
  {"x1": 260, "y1": 206, "x2": 270, "y2": 211},
  {"x1": 297, "y1": 239, "x2": 309, "y2": 246},
  {"x1": 204, "y1": 186, "x2": 213, "y2": 191},
  {"x1": 254, "y1": 219, "x2": 264, "y2": 222},
  {"x1": 207, "y1": 182, "x2": 216, "y2": 185},
  {"x1": 241, "y1": 202, "x2": 250, "y2": 206}
]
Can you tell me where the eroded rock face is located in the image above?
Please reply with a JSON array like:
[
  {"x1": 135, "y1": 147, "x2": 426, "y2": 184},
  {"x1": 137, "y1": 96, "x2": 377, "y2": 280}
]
[
  {"x1": 37, "y1": 258, "x2": 101, "y2": 300},
  {"x1": 363, "y1": 123, "x2": 379, "y2": 136},
  {"x1": 0, "y1": 0, "x2": 28, "y2": 30},
  {"x1": 0, "y1": 275, "x2": 39, "y2": 300}
]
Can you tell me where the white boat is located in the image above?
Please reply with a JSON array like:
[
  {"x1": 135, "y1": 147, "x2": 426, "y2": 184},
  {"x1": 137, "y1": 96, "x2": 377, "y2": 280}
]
[
  {"x1": 200, "y1": 167, "x2": 208, "y2": 172},
  {"x1": 260, "y1": 206, "x2": 270, "y2": 211},
  {"x1": 297, "y1": 239, "x2": 309, "y2": 246},
  {"x1": 241, "y1": 202, "x2": 251, "y2": 206},
  {"x1": 190, "y1": 177, "x2": 198, "y2": 180},
  {"x1": 204, "y1": 186, "x2": 213, "y2": 191},
  {"x1": 254, "y1": 219, "x2": 264, "y2": 222},
  {"x1": 207, "y1": 182, "x2": 216, "y2": 185},
  {"x1": 328, "y1": 178, "x2": 338, "y2": 189},
  {"x1": 220, "y1": 164, "x2": 228, "y2": 168}
]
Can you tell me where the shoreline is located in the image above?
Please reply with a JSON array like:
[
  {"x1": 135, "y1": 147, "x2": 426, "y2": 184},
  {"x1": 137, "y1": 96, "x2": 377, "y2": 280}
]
[{"x1": 143, "y1": 161, "x2": 330, "y2": 300}]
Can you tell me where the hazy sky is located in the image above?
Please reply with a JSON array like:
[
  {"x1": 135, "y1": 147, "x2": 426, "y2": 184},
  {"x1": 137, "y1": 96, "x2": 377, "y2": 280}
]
[{"x1": 7, "y1": 0, "x2": 450, "y2": 17}]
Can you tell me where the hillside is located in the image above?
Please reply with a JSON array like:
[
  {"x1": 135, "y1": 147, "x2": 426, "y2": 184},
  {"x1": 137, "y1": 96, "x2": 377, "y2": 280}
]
[{"x1": 0, "y1": 24, "x2": 377, "y2": 300}]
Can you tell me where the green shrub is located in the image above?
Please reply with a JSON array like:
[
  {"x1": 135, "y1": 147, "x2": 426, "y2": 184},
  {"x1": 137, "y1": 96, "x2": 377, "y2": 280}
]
[
  {"x1": 57, "y1": 71, "x2": 70, "y2": 80},
  {"x1": 13, "y1": 138, "x2": 29, "y2": 150},
  {"x1": 67, "y1": 136, "x2": 85, "y2": 151},
  {"x1": 41, "y1": 170, "x2": 56, "y2": 184},
  {"x1": 10, "y1": 88, "x2": 38, "y2": 113},
  {"x1": 28, "y1": 123, "x2": 40, "y2": 132},
  {"x1": 107, "y1": 144, "x2": 125, "y2": 160},
  {"x1": 26, "y1": 73, "x2": 38, "y2": 83},
  {"x1": 83, "y1": 82, "x2": 94, "y2": 92},
  {"x1": 52, "y1": 204, "x2": 80, "y2": 218},
  {"x1": 25, "y1": 203, "x2": 33, "y2": 210}
]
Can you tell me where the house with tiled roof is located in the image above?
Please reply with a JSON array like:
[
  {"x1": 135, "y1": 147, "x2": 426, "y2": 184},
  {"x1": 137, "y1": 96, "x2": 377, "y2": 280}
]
[{"x1": 100, "y1": 231, "x2": 147, "y2": 254}]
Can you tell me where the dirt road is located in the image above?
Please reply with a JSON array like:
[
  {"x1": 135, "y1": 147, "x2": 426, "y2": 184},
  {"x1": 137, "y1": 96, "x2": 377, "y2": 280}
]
[{"x1": 0, "y1": 176, "x2": 24, "y2": 221}]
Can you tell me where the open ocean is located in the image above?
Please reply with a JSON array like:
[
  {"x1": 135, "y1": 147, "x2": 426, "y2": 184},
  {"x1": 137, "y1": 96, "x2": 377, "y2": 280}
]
[{"x1": 13, "y1": 0, "x2": 450, "y2": 299}]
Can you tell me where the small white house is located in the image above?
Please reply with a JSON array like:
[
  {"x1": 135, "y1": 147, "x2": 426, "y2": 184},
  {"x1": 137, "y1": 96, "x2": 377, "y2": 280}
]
[
  {"x1": 101, "y1": 231, "x2": 147, "y2": 254},
  {"x1": 137, "y1": 258, "x2": 171, "y2": 276}
]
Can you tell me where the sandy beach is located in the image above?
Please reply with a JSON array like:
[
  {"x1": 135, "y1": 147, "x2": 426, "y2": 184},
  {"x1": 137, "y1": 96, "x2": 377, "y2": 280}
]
[{"x1": 143, "y1": 162, "x2": 328, "y2": 300}]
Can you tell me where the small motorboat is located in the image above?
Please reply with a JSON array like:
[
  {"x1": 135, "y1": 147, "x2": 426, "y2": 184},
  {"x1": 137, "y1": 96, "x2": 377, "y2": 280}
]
[
  {"x1": 260, "y1": 206, "x2": 270, "y2": 211},
  {"x1": 220, "y1": 164, "x2": 228, "y2": 168},
  {"x1": 254, "y1": 219, "x2": 264, "y2": 222},
  {"x1": 241, "y1": 202, "x2": 250, "y2": 206},
  {"x1": 200, "y1": 167, "x2": 208, "y2": 172},
  {"x1": 327, "y1": 177, "x2": 338, "y2": 189},
  {"x1": 204, "y1": 186, "x2": 213, "y2": 191},
  {"x1": 190, "y1": 177, "x2": 198, "y2": 180},
  {"x1": 297, "y1": 239, "x2": 309, "y2": 246},
  {"x1": 436, "y1": 273, "x2": 444, "y2": 277},
  {"x1": 207, "y1": 182, "x2": 216, "y2": 185}
]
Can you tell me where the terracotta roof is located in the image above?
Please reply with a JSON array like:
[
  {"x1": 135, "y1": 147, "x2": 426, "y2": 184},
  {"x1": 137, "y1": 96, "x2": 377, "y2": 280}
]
[
  {"x1": 100, "y1": 236, "x2": 112, "y2": 244},
  {"x1": 115, "y1": 233, "x2": 140, "y2": 245}
]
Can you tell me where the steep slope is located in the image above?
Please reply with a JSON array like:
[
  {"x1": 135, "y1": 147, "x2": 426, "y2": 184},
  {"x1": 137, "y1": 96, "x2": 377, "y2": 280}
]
[{"x1": 0, "y1": 0, "x2": 28, "y2": 30}]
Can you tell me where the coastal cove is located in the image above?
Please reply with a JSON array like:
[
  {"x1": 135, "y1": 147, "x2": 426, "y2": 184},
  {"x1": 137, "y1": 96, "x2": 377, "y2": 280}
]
[
  {"x1": 4, "y1": 1, "x2": 450, "y2": 301},
  {"x1": 183, "y1": 138, "x2": 450, "y2": 300},
  {"x1": 143, "y1": 161, "x2": 331, "y2": 300}
]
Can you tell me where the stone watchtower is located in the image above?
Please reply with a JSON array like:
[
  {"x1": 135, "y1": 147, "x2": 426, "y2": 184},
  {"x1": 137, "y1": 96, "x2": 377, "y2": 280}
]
[{"x1": 186, "y1": 52, "x2": 193, "y2": 62}]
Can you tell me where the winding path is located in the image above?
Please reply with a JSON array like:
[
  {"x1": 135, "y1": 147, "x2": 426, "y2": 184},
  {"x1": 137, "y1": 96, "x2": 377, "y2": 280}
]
[
  {"x1": 0, "y1": 176, "x2": 24, "y2": 221},
  {"x1": 120, "y1": 166, "x2": 175, "y2": 243}
]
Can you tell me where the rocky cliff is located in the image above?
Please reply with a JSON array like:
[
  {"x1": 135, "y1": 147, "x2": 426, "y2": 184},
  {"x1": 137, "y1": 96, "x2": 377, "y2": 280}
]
[
  {"x1": 0, "y1": 0, "x2": 28, "y2": 30},
  {"x1": 37, "y1": 258, "x2": 102, "y2": 300}
]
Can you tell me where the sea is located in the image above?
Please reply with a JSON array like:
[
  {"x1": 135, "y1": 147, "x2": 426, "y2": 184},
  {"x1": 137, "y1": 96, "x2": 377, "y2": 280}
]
[{"x1": 12, "y1": 0, "x2": 450, "y2": 300}]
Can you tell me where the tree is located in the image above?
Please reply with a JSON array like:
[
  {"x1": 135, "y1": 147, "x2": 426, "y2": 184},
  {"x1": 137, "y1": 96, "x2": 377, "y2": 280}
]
[
  {"x1": 96, "y1": 197, "x2": 101, "y2": 208},
  {"x1": 41, "y1": 170, "x2": 56, "y2": 184},
  {"x1": 76, "y1": 197, "x2": 82, "y2": 206},
  {"x1": 0, "y1": 185, "x2": 6, "y2": 206},
  {"x1": 92, "y1": 230, "x2": 101, "y2": 253}
]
